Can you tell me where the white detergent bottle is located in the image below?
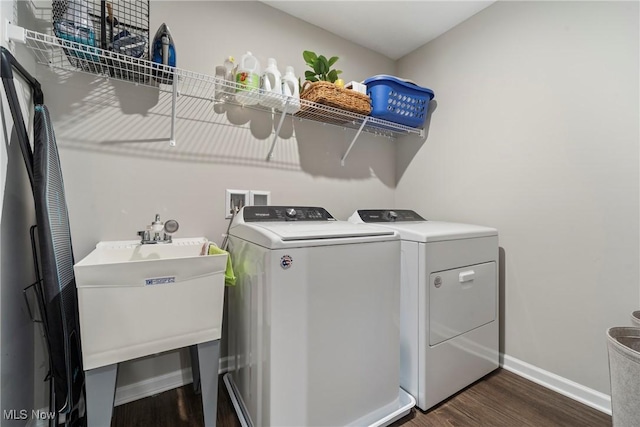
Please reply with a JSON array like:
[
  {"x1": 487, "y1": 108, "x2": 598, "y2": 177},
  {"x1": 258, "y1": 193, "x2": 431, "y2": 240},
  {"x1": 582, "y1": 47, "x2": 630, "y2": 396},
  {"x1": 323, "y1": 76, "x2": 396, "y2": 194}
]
[
  {"x1": 235, "y1": 51, "x2": 261, "y2": 105},
  {"x1": 280, "y1": 66, "x2": 300, "y2": 114},
  {"x1": 260, "y1": 58, "x2": 283, "y2": 109}
]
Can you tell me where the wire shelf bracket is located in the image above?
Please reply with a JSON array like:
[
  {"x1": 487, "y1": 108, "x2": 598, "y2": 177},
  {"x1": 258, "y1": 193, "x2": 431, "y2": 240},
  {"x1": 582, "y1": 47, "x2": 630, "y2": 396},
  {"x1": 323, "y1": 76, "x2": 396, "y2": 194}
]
[
  {"x1": 341, "y1": 117, "x2": 368, "y2": 166},
  {"x1": 266, "y1": 98, "x2": 290, "y2": 161},
  {"x1": 7, "y1": 23, "x2": 426, "y2": 161}
]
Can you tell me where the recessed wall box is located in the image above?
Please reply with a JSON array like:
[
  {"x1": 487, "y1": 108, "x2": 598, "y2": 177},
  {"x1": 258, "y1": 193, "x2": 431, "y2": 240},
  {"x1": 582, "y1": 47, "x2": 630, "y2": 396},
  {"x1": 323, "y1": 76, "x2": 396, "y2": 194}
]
[
  {"x1": 250, "y1": 190, "x2": 271, "y2": 206},
  {"x1": 226, "y1": 190, "x2": 249, "y2": 218}
]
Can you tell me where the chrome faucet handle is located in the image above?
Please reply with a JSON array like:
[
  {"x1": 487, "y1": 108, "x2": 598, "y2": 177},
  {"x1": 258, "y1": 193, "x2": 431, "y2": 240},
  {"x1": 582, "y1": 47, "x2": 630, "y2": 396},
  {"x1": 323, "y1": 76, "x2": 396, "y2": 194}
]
[
  {"x1": 150, "y1": 214, "x2": 164, "y2": 235},
  {"x1": 137, "y1": 229, "x2": 150, "y2": 243}
]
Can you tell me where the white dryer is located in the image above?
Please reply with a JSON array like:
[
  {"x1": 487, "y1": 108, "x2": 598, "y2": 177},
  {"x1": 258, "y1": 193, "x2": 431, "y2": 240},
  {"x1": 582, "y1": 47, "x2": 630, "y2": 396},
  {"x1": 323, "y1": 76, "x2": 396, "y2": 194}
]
[
  {"x1": 349, "y1": 209, "x2": 499, "y2": 411},
  {"x1": 225, "y1": 206, "x2": 415, "y2": 427}
]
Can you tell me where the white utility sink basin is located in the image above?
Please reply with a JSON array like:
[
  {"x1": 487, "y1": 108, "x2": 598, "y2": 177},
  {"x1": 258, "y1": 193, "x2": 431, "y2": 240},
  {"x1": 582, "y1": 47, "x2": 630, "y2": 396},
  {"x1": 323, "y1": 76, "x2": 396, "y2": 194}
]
[{"x1": 74, "y1": 237, "x2": 227, "y2": 370}]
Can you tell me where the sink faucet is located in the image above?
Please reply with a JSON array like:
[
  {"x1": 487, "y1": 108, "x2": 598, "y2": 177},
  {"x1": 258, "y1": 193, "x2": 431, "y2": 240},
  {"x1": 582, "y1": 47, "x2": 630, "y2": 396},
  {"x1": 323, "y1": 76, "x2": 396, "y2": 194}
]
[{"x1": 138, "y1": 214, "x2": 179, "y2": 244}]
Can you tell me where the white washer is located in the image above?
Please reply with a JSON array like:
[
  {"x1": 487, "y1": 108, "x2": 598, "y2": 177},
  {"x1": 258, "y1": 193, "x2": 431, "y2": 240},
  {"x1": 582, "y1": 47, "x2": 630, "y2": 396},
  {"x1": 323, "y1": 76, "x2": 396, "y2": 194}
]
[
  {"x1": 225, "y1": 206, "x2": 415, "y2": 427},
  {"x1": 349, "y1": 209, "x2": 499, "y2": 411}
]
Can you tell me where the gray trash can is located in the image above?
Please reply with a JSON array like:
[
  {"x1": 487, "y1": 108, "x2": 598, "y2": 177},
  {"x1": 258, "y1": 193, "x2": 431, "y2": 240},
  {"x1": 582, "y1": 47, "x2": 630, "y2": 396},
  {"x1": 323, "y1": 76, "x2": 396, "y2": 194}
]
[
  {"x1": 607, "y1": 327, "x2": 640, "y2": 427},
  {"x1": 631, "y1": 311, "x2": 640, "y2": 327}
]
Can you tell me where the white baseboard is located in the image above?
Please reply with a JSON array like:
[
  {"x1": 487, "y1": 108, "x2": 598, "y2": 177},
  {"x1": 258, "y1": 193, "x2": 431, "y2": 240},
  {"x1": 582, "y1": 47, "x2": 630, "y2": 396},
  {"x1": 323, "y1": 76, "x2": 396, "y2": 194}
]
[
  {"x1": 500, "y1": 353, "x2": 611, "y2": 415},
  {"x1": 114, "y1": 367, "x2": 193, "y2": 406},
  {"x1": 114, "y1": 355, "x2": 234, "y2": 406},
  {"x1": 29, "y1": 355, "x2": 235, "y2": 427}
]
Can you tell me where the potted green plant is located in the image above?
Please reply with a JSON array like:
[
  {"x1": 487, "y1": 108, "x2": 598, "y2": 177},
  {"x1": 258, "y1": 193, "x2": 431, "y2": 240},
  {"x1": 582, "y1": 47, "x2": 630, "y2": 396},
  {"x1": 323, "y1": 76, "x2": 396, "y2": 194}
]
[{"x1": 302, "y1": 50, "x2": 342, "y2": 83}]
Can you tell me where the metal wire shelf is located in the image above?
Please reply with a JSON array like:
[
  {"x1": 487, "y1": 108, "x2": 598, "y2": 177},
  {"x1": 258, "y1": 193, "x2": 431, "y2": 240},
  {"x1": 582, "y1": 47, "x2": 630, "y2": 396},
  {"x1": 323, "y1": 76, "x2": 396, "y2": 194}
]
[{"x1": 9, "y1": 24, "x2": 424, "y2": 163}]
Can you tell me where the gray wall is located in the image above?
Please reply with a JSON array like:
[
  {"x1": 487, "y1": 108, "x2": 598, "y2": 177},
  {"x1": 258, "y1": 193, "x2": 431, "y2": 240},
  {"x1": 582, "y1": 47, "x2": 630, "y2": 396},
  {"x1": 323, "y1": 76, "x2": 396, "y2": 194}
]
[
  {"x1": 35, "y1": 1, "x2": 397, "y2": 394},
  {"x1": 396, "y1": 1, "x2": 639, "y2": 394},
  {"x1": 15, "y1": 0, "x2": 639, "y2": 412},
  {"x1": 0, "y1": 1, "x2": 38, "y2": 423}
]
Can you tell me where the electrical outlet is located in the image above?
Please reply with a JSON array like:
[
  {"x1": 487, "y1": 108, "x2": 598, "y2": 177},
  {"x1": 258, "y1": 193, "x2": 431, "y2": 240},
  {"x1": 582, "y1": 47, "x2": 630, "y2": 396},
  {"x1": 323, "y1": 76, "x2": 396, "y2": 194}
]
[
  {"x1": 226, "y1": 189, "x2": 249, "y2": 218},
  {"x1": 250, "y1": 190, "x2": 271, "y2": 206}
]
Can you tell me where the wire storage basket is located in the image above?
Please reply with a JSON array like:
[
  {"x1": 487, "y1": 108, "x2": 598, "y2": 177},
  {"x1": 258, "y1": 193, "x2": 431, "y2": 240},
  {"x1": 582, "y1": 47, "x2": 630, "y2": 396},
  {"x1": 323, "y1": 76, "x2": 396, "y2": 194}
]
[{"x1": 52, "y1": 0, "x2": 150, "y2": 82}]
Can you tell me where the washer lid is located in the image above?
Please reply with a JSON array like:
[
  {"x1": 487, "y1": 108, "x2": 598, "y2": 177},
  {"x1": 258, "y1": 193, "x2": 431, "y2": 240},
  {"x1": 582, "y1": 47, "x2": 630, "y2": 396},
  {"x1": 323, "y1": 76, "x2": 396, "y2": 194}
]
[
  {"x1": 257, "y1": 221, "x2": 396, "y2": 240},
  {"x1": 230, "y1": 206, "x2": 397, "y2": 248}
]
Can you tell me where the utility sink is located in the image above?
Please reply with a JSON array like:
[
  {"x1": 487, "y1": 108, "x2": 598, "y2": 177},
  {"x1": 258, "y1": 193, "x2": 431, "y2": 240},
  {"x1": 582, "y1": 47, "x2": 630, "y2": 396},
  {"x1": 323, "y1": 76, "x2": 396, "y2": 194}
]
[{"x1": 74, "y1": 237, "x2": 227, "y2": 370}]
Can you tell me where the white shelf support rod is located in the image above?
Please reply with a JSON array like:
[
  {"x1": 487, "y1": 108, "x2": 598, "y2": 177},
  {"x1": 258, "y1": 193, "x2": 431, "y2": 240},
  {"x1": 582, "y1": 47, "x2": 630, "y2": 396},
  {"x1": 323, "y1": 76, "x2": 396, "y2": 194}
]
[
  {"x1": 169, "y1": 75, "x2": 178, "y2": 146},
  {"x1": 340, "y1": 117, "x2": 369, "y2": 166},
  {"x1": 266, "y1": 99, "x2": 289, "y2": 161}
]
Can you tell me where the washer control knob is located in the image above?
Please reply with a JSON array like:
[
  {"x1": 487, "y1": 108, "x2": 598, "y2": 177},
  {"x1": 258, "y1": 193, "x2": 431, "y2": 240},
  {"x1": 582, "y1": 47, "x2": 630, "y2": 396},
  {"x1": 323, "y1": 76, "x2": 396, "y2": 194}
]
[
  {"x1": 434, "y1": 276, "x2": 442, "y2": 288},
  {"x1": 285, "y1": 208, "x2": 297, "y2": 218}
]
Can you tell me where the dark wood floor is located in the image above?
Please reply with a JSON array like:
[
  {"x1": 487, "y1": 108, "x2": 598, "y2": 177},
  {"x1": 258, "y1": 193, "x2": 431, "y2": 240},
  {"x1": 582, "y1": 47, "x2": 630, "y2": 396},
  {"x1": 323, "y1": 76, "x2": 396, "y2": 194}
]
[{"x1": 111, "y1": 369, "x2": 611, "y2": 427}]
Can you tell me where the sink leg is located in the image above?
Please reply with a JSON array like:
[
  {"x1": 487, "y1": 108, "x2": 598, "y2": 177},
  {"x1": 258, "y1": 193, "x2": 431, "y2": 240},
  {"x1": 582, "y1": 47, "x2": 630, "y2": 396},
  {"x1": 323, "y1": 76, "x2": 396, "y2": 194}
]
[
  {"x1": 190, "y1": 344, "x2": 202, "y2": 394},
  {"x1": 198, "y1": 339, "x2": 220, "y2": 427},
  {"x1": 85, "y1": 363, "x2": 118, "y2": 427}
]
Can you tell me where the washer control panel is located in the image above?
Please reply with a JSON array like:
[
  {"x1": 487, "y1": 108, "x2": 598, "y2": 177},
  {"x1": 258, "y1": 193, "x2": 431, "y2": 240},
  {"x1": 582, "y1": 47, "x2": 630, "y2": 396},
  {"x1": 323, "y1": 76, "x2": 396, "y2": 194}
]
[
  {"x1": 243, "y1": 206, "x2": 335, "y2": 222},
  {"x1": 357, "y1": 209, "x2": 425, "y2": 223}
]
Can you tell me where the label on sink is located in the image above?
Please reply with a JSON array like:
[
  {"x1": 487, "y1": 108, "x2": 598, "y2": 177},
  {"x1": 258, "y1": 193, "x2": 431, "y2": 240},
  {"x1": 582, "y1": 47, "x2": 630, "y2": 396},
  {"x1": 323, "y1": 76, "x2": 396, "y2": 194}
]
[{"x1": 145, "y1": 276, "x2": 176, "y2": 286}]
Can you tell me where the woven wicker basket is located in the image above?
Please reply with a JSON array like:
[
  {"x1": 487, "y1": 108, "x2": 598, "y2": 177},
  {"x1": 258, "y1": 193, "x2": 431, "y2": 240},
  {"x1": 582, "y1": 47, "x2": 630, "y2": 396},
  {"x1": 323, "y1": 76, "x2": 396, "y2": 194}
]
[{"x1": 299, "y1": 81, "x2": 372, "y2": 116}]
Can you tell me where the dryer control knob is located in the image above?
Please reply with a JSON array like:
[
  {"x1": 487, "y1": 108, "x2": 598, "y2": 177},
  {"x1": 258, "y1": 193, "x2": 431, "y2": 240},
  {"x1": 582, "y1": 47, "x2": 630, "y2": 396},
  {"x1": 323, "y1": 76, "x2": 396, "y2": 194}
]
[
  {"x1": 384, "y1": 210, "x2": 398, "y2": 221},
  {"x1": 285, "y1": 208, "x2": 297, "y2": 218},
  {"x1": 434, "y1": 276, "x2": 442, "y2": 288}
]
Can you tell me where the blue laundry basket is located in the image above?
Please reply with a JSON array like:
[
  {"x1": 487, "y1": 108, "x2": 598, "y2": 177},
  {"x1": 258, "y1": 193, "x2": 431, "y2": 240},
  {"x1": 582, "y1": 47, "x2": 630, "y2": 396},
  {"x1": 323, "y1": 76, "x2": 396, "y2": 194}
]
[{"x1": 364, "y1": 75, "x2": 434, "y2": 128}]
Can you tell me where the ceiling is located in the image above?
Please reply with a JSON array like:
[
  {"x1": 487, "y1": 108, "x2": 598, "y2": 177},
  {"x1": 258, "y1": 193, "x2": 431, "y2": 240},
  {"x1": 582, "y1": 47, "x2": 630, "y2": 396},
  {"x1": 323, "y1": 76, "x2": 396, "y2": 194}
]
[{"x1": 262, "y1": 1, "x2": 496, "y2": 60}]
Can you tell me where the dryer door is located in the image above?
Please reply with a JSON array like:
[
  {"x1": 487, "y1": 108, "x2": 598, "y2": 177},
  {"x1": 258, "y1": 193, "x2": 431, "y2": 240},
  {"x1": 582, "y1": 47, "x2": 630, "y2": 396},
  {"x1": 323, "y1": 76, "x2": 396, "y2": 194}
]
[{"x1": 429, "y1": 262, "x2": 496, "y2": 346}]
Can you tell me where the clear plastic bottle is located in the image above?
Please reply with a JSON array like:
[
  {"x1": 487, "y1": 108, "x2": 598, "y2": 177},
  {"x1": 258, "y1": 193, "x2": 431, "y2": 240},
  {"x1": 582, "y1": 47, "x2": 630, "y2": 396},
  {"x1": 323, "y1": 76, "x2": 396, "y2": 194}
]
[
  {"x1": 235, "y1": 51, "x2": 261, "y2": 105},
  {"x1": 260, "y1": 58, "x2": 283, "y2": 109},
  {"x1": 215, "y1": 56, "x2": 235, "y2": 100},
  {"x1": 214, "y1": 65, "x2": 226, "y2": 100},
  {"x1": 224, "y1": 56, "x2": 236, "y2": 95},
  {"x1": 280, "y1": 66, "x2": 300, "y2": 114}
]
